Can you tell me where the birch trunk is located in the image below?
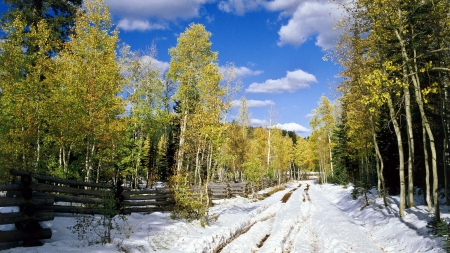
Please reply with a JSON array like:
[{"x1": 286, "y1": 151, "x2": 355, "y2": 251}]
[
  {"x1": 395, "y1": 28, "x2": 439, "y2": 218},
  {"x1": 176, "y1": 111, "x2": 188, "y2": 174},
  {"x1": 369, "y1": 113, "x2": 387, "y2": 206},
  {"x1": 404, "y1": 80, "x2": 415, "y2": 208},
  {"x1": 423, "y1": 126, "x2": 433, "y2": 211},
  {"x1": 387, "y1": 94, "x2": 406, "y2": 217}
]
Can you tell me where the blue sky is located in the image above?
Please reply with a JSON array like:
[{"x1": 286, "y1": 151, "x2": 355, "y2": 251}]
[{"x1": 1, "y1": 0, "x2": 344, "y2": 136}]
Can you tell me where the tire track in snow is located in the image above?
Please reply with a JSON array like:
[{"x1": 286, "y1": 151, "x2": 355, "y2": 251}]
[
  {"x1": 283, "y1": 187, "x2": 315, "y2": 252},
  {"x1": 218, "y1": 216, "x2": 275, "y2": 253},
  {"x1": 219, "y1": 186, "x2": 303, "y2": 252},
  {"x1": 258, "y1": 185, "x2": 309, "y2": 253},
  {"x1": 182, "y1": 193, "x2": 284, "y2": 253},
  {"x1": 291, "y1": 183, "x2": 384, "y2": 253}
]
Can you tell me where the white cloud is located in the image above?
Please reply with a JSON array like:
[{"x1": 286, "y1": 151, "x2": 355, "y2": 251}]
[
  {"x1": 305, "y1": 113, "x2": 314, "y2": 119},
  {"x1": 251, "y1": 118, "x2": 268, "y2": 127},
  {"x1": 234, "y1": 66, "x2": 264, "y2": 79},
  {"x1": 106, "y1": 0, "x2": 212, "y2": 31},
  {"x1": 217, "y1": 0, "x2": 343, "y2": 49},
  {"x1": 246, "y1": 69, "x2": 317, "y2": 93},
  {"x1": 117, "y1": 19, "x2": 167, "y2": 32},
  {"x1": 106, "y1": 0, "x2": 211, "y2": 20},
  {"x1": 220, "y1": 65, "x2": 263, "y2": 82},
  {"x1": 276, "y1": 1, "x2": 343, "y2": 49},
  {"x1": 231, "y1": 99, "x2": 275, "y2": 108},
  {"x1": 264, "y1": 0, "x2": 302, "y2": 17},
  {"x1": 250, "y1": 119, "x2": 310, "y2": 133},
  {"x1": 136, "y1": 56, "x2": 170, "y2": 76},
  {"x1": 218, "y1": 0, "x2": 264, "y2": 15},
  {"x1": 274, "y1": 122, "x2": 310, "y2": 133},
  {"x1": 152, "y1": 58, "x2": 170, "y2": 76}
]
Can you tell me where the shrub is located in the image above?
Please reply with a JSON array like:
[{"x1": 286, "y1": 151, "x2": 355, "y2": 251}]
[
  {"x1": 69, "y1": 188, "x2": 127, "y2": 245},
  {"x1": 427, "y1": 217, "x2": 450, "y2": 250},
  {"x1": 170, "y1": 173, "x2": 210, "y2": 227},
  {"x1": 351, "y1": 181, "x2": 371, "y2": 210}
]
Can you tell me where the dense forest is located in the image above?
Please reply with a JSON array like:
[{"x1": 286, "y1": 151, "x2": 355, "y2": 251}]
[{"x1": 0, "y1": 0, "x2": 449, "y2": 219}]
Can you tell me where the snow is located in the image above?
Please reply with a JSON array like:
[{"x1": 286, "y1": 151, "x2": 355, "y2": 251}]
[{"x1": 0, "y1": 181, "x2": 447, "y2": 252}]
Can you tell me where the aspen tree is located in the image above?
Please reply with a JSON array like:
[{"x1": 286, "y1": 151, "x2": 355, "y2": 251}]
[
  {"x1": 54, "y1": 0, "x2": 124, "y2": 182},
  {"x1": 0, "y1": 16, "x2": 54, "y2": 173}
]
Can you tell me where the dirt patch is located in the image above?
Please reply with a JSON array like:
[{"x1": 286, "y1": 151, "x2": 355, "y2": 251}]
[
  {"x1": 281, "y1": 188, "x2": 297, "y2": 203},
  {"x1": 303, "y1": 184, "x2": 311, "y2": 202},
  {"x1": 257, "y1": 234, "x2": 270, "y2": 248}
]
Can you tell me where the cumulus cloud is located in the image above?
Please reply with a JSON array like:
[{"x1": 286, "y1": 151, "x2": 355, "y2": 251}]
[
  {"x1": 152, "y1": 58, "x2": 170, "y2": 75},
  {"x1": 233, "y1": 66, "x2": 264, "y2": 79},
  {"x1": 276, "y1": 1, "x2": 343, "y2": 49},
  {"x1": 106, "y1": 0, "x2": 211, "y2": 20},
  {"x1": 274, "y1": 122, "x2": 310, "y2": 133},
  {"x1": 105, "y1": 0, "x2": 212, "y2": 31},
  {"x1": 218, "y1": 0, "x2": 264, "y2": 15},
  {"x1": 246, "y1": 69, "x2": 317, "y2": 93},
  {"x1": 220, "y1": 65, "x2": 263, "y2": 79},
  {"x1": 117, "y1": 19, "x2": 167, "y2": 32},
  {"x1": 137, "y1": 56, "x2": 170, "y2": 75},
  {"x1": 264, "y1": 0, "x2": 302, "y2": 17},
  {"x1": 217, "y1": 0, "x2": 343, "y2": 49},
  {"x1": 231, "y1": 99, "x2": 275, "y2": 108},
  {"x1": 250, "y1": 119, "x2": 310, "y2": 133}
]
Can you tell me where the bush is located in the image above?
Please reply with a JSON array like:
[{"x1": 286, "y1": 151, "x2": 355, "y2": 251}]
[
  {"x1": 69, "y1": 189, "x2": 127, "y2": 245},
  {"x1": 351, "y1": 181, "x2": 371, "y2": 210},
  {"x1": 328, "y1": 168, "x2": 350, "y2": 186},
  {"x1": 427, "y1": 217, "x2": 450, "y2": 250},
  {"x1": 170, "y1": 173, "x2": 211, "y2": 227}
]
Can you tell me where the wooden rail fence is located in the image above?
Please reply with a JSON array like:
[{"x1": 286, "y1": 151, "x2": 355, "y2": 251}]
[
  {"x1": 0, "y1": 169, "x2": 280, "y2": 247},
  {"x1": 0, "y1": 169, "x2": 174, "y2": 246}
]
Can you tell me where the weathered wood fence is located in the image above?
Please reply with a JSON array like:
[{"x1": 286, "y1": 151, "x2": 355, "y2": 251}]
[
  {"x1": 0, "y1": 169, "x2": 280, "y2": 247},
  {"x1": 0, "y1": 169, "x2": 174, "y2": 246}
]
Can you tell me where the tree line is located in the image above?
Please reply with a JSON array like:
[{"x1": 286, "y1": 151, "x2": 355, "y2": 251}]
[
  {"x1": 308, "y1": 0, "x2": 450, "y2": 219},
  {"x1": 0, "y1": 0, "x2": 306, "y2": 198}
]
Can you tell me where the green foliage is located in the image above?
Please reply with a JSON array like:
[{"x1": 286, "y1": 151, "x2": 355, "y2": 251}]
[
  {"x1": 427, "y1": 217, "x2": 450, "y2": 250},
  {"x1": 328, "y1": 168, "x2": 350, "y2": 186},
  {"x1": 1, "y1": 0, "x2": 82, "y2": 53},
  {"x1": 170, "y1": 173, "x2": 210, "y2": 226},
  {"x1": 351, "y1": 181, "x2": 370, "y2": 199}
]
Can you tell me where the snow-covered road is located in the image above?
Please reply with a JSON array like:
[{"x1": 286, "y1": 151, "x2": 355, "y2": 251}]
[
  {"x1": 176, "y1": 181, "x2": 444, "y2": 253},
  {"x1": 1, "y1": 181, "x2": 446, "y2": 252},
  {"x1": 199, "y1": 183, "x2": 384, "y2": 253}
]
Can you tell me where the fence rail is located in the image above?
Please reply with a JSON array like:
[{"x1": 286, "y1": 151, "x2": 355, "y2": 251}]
[
  {"x1": 1, "y1": 169, "x2": 283, "y2": 247},
  {"x1": 0, "y1": 169, "x2": 174, "y2": 247}
]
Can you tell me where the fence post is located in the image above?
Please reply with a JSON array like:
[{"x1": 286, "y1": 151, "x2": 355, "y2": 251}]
[
  {"x1": 114, "y1": 179, "x2": 125, "y2": 214},
  {"x1": 15, "y1": 173, "x2": 52, "y2": 247}
]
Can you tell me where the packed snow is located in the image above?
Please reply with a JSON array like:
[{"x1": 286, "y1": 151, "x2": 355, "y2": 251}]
[{"x1": 0, "y1": 180, "x2": 447, "y2": 252}]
